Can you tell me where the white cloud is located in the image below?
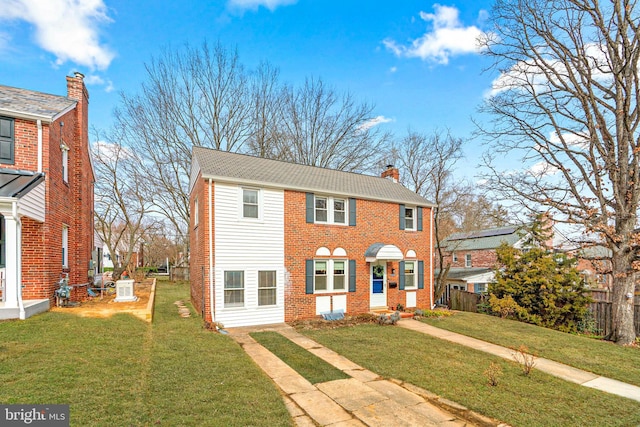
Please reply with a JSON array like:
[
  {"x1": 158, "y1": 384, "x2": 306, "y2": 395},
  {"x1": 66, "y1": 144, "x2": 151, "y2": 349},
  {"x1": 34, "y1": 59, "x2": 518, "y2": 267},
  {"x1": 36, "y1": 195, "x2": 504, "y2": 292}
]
[
  {"x1": 228, "y1": 0, "x2": 297, "y2": 12},
  {"x1": 84, "y1": 73, "x2": 114, "y2": 92},
  {"x1": 529, "y1": 161, "x2": 559, "y2": 178},
  {"x1": 359, "y1": 115, "x2": 394, "y2": 131},
  {"x1": 384, "y1": 4, "x2": 489, "y2": 65},
  {"x1": 2, "y1": 0, "x2": 114, "y2": 70},
  {"x1": 390, "y1": 66, "x2": 397, "y2": 73}
]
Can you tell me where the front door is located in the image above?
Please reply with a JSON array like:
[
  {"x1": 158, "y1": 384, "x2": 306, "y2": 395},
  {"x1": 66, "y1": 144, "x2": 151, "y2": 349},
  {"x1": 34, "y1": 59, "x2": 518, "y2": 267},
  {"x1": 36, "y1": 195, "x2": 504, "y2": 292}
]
[{"x1": 370, "y1": 262, "x2": 387, "y2": 308}]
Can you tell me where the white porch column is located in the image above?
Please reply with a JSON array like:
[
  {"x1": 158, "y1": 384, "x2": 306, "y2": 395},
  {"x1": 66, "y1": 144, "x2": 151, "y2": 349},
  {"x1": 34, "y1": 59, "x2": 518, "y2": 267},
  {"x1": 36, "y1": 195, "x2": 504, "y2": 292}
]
[{"x1": 3, "y1": 214, "x2": 19, "y2": 309}]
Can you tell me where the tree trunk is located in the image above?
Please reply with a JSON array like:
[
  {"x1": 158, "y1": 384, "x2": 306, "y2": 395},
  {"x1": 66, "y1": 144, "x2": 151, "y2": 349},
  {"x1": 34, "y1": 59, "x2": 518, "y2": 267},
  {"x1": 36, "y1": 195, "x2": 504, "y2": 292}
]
[{"x1": 608, "y1": 252, "x2": 637, "y2": 345}]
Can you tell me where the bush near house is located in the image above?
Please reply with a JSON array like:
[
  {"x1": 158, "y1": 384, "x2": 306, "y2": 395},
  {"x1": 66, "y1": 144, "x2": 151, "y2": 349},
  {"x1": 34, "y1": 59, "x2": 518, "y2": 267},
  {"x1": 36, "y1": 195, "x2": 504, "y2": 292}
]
[{"x1": 488, "y1": 243, "x2": 591, "y2": 332}]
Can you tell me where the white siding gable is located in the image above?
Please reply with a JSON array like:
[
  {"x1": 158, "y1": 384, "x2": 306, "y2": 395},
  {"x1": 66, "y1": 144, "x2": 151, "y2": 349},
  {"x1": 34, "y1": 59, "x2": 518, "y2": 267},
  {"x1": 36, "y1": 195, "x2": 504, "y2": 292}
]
[
  {"x1": 18, "y1": 181, "x2": 45, "y2": 222},
  {"x1": 214, "y1": 182, "x2": 285, "y2": 327}
]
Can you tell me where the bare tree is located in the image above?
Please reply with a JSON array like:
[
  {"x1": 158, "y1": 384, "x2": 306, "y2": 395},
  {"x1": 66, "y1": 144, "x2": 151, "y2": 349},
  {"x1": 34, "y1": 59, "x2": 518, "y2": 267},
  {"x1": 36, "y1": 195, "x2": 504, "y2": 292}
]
[
  {"x1": 93, "y1": 129, "x2": 160, "y2": 280},
  {"x1": 276, "y1": 78, "x2": 390, "y2": 172},
  {"x1": 477, "y1": 0, "x2": 640, "y2": 344}
]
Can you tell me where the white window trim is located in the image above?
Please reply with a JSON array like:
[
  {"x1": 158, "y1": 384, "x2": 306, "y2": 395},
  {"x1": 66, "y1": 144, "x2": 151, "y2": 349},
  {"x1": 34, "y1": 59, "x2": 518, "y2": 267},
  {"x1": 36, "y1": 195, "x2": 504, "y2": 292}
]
[
  {"x1": 404, "y1": 206, "x2": 416, "y2": 231},
  {"x1": 404, "y1": 261, "x2": 417, "y2": 289},
  {"x1": 194, "y1": 196, "x2": 199, "y2": 227},
  {"x1": 239, "y1": 187, "x2": 262, "y2": 221},
  {"x1": 61, "y1": 143, "x2": 69, "y2": 183},
  {"x1": 314, "y1": 195, "x2": 348, "y2": 225},
  {"x1": 258, "y1": 270, "x2": 277, "y2": 307},
  {"x1": 465, "y1": 254, "x2": 472, "y2": 268},
  {"x1": 223, "y1": 270, "x2": 245, "y2": 308},
  {"x1": 314, "y1": 259, "x2": 348, "y2": 293},
  {"x1": 452, "y1": 252, "x2": 457, "y2": 263},
  {"x1": 62, "y1": 224, "x2": 69, "y2": 268}
]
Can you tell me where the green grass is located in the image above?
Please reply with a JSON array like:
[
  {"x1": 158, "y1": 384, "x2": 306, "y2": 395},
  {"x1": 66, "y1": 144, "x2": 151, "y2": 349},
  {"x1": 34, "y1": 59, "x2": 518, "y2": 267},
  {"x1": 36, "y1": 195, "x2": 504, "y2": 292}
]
[
  {"x1": 251, "y1": 331, "x2": 349, "y2": 384},
  {"x1": 0, "y1": 281, "x2": 292, "y2": 427},
  {"x1": 300, "y1": 324, "x2": 640, "y2": 427},
  {"x1": 420, "y1": 311, "x2": 640, "y2": 387}
]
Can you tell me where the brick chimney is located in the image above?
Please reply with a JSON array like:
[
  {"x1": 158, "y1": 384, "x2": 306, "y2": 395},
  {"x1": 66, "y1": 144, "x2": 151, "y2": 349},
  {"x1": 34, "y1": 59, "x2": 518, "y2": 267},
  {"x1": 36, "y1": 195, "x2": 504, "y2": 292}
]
[{"x1": 381, "y1": 164, "x2": 399, "y2": 183}]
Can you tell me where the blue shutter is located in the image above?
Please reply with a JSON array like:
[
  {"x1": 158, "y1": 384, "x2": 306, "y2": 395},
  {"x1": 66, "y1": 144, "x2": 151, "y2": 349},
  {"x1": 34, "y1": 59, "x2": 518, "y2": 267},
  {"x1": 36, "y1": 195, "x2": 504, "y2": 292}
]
[
  {"x1": 306, "y1": 193, "x2": 314, "y2": 223},
  {"x1": 349, "y1": 260, "x2": 356, "y2": 292},
  {"x1": 349, "y1": 198, "x2": 356, "y2": 226},
  {"x1": 305, "y1": 260, "x2": 314, "y2": 294},
  {"x1": 417, "y1": 207, "x2": 423, "y2": 231},
  {"x1": 399, "y1": 204, "x2": 405, "y2": 230},
  {"x1": 399, "y1": 261, "x2": 405, "y2": 290},
  {"x1": 0, "y1": 117, "x2": 14, "y2": 164},
  {"x1": 474, "y1": 283, "x2": 481, "y2": 294},
  {"x1": 418, "y1": 261, "x2": 424, "y2": 289}
]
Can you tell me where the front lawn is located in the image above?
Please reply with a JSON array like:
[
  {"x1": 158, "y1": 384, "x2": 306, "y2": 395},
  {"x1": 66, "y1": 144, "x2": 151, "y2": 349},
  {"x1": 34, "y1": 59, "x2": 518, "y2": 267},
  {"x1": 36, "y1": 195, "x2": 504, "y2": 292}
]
[
  {"x1": 0, "y1": 281, "x2": 292, "y2": 427},
  {"x1": 300, "y1": 324, "x2": 640, "y2": 427},
  {"x1": 420, "y1": 311, "x2": 640, "y2": 387}
]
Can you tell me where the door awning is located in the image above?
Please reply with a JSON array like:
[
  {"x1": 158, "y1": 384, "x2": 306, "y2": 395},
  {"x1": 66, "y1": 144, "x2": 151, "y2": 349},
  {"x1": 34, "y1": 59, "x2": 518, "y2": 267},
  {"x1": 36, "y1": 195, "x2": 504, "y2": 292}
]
[
  {"x1": 365, "y1": 243, "x2": 404, "y2": 262},
  {"x1": 0, "y1": 169, "x2": 45, "y2": 198}
]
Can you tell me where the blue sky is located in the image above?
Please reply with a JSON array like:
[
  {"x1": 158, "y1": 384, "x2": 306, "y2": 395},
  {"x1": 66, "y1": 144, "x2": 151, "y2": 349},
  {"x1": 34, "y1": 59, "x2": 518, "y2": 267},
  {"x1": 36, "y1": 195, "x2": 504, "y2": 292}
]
[{"x1": 0, "y1": 0, "x2": 499, "y2": 177}]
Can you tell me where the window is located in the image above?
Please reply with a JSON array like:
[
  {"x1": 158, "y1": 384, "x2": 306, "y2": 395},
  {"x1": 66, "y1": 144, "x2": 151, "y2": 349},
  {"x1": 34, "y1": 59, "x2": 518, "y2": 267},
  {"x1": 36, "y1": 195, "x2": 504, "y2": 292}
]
[
  {"x1": 62, "y1": 225, "x2": 69, "y2": 268},
  {"x1": 0, "y1": 117, "x2": 14, "y2": 164},
  {"x1": 258, "y1": 271, "x2": 277, "y2": 306},
  {"x1": 314, "y1": 195, "x2": 348, "y2": 224},
  {"x1": 61, "y1": 143, "x2": 69, "y2": 183},
  {"x1": 314, "y1": 260, "x2": 348, "y2": 292},
  {"x1": 194, "y1": 197, "x2": 199, "y2": 226},
  {"x1": 452, "y1": 252, "x2": 458, "y2": 263},
  {"x1": 404, "y1": 261, "x2": 416, "y2": 289},
  {"x1": 224, "y1": 271, "x2": 244, "y2": 307},
  {"x1": 242, "y1": 189, "x2": 259, "y2": 219},
  {"x1": 474, "y1": 283, "x2": 488, "y2": 294},
  {"x1": 404, "y1": 207, "x2": 415, "y2": 230},
  {"x1": 333, "y1": 261, "x2": 345, "y2": 290},
  {"x1": 333, "y1": 199, "x2": 346, "y2": 224},
  {"x1": 465, "y1": 254, "x2": 472, "y2": 268}
]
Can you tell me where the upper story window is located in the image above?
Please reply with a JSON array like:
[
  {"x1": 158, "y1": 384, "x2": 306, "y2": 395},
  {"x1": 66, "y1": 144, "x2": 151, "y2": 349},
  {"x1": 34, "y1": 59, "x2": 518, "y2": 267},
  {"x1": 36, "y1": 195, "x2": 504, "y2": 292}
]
[
  {"x1": 452, "y1": 252, "x2": 458, "y2": 263},
  {"x1": 0, "y1": 117, "x2": 15, "y2": 165},
  {"x1": 404, "y1": 207, "x2": 415, "y2": 230},
  {"x1": 313, "y1": 195, "x2": 348, "y2": 225},
  {"x1": 194, "y1": 196, "x2": 199, "y2": 227},
  {"x1": 61, "y1": 143, "x2": 69, "y2": 183},
  {"x1": 242, "y1": 188, "x2": 260, "y2": 219},
  {"x1": 465, "y1": 254, "x2": 472, "y2": 268}
]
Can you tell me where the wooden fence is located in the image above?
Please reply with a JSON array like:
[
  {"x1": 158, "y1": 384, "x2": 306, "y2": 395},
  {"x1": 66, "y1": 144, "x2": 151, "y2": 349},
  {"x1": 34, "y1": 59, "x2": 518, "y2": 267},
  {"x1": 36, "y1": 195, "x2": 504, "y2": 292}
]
[
  {"x1": 589, "y1": 301, "x2": 640, "y2": 336},
  {"x1": 449, "y1": 289, "x2": 484, "y2": 312}
]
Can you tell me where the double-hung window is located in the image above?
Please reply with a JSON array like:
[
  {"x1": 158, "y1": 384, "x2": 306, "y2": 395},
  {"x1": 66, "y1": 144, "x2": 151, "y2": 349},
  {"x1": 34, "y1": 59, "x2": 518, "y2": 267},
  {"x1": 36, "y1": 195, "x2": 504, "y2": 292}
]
[
  {"x1": 315, "y1": 196, "x2": 347, "y2": 224},
  {"x1": 242, "y1": 188, "x2": 259, "y2": 219},
  {"x1": 314, "y1": 260, "x2": 347, "y2": 292},
  {"x1": 465, "y1": 254, "x2": 472, "y2": 268},
  {"x1": 61, "y1": 143, "x2": 69, "y2": 183},
  {"x1": 404, "y1": 207, "x2": 415, "y2": 230},
  {"x1": 224, "y1": 271, "x2": 244, "y2": 307},
  {"x1": 258, "y1": 271, "x2": 277, "y2": 306},
  {"x1": 404, "y1": 261, "x2": 416, "y2": 289}
]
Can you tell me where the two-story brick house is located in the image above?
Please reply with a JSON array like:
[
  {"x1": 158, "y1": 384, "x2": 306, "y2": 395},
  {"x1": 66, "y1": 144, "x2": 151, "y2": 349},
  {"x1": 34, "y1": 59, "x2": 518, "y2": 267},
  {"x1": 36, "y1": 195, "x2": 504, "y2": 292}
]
[
  {"x1": 0, "y1": 73, "x2": 94, "y2": 319},
  {"x1": 189, "y1": 147, "x2": 434, "y2": 328}
]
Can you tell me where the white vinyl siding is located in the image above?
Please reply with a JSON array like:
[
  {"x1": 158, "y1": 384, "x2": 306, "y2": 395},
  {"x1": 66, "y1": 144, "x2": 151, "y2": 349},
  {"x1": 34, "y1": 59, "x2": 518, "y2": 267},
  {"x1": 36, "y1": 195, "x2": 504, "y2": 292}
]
[
  {"x1": 17, "y1": 181, "x2": 45, "y2": 222},
  {"x1": 214, "y1": 183, "x2": 285, "y2": 327}
]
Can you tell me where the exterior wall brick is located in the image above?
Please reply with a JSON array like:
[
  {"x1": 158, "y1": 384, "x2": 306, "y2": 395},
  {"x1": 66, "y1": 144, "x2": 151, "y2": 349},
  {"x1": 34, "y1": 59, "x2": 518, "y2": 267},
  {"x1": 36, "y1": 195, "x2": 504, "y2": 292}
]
[
  {"x1": 446, "y1": 249, "x2": 498, "y2": 269},
  {"x1": 189, "y1": 175, "x2": 213, "y2": 322},
  {"x1": 4, "y1": 74, "x2": 94, "y2": 305}
]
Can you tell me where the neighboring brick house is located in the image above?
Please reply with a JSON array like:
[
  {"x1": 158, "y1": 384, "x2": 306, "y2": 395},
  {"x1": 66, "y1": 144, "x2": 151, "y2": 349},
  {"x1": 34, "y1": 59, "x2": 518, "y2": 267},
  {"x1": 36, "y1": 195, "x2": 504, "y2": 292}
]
[
  {"x1": 0, "y1": 73, "x2": 94, "y2": 320},
  {"x1": 189, "y1": 147, "x2": 434, "y2": 328},
  {"x1": 438, "y1": 225, "x2": 529, "y2": 295}
]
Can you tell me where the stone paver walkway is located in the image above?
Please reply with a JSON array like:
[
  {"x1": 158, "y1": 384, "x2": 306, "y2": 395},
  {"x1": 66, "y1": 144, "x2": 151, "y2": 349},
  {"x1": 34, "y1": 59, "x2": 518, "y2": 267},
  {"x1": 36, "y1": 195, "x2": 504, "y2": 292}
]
[
  {"x1": 229, "y1": 324, "x2": 505, "y2": 427},
  {"x1": 398, "y1": 319, "x2": 640, "y2": 403}
]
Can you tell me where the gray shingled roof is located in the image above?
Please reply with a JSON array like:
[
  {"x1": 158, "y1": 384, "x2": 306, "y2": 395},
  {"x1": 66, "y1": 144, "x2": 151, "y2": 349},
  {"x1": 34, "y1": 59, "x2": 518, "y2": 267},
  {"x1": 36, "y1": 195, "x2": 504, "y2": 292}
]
[
  {"x1": 441, "y1": 225, "x2": 527, "y2": 251},
  {"x1": 191, "y1": 146, "x2": 435, "y2": 206},
  {"x1": 0, "y1": 84, "x2": 76, "y2": 122}
]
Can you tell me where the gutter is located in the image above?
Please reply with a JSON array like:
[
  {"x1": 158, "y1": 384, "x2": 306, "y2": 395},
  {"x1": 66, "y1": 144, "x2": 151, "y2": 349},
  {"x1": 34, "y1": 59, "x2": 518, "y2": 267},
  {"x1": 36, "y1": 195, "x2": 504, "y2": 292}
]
[
  {"x1": 37, "y1": 120, "x2": 42, "y2": 173},
  {"x1": 208, "y1": 178, "x2": 215, "y2": 324},
  {"x1": 430, "y1": 208, "x2": 435, "y2": 309}
]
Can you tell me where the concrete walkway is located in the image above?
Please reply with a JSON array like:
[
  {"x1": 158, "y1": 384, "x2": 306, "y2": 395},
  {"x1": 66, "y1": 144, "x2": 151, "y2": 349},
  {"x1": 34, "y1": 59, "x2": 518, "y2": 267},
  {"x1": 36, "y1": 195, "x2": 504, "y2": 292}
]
[
  {"x1": 228, "y1": 324, "x2": 505, "y2": 427},
  {"x1": 398, "y1": 319, "x2": 640, "y2": 403}
]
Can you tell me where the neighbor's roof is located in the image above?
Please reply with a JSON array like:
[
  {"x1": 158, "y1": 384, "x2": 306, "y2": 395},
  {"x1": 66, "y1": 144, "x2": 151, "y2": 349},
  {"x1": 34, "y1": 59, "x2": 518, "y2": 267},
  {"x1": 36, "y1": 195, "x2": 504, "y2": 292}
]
[
  {"x1": 441, "y1": 225, "x2": 527, "y2": 251},
  {"x1": 0, "y1": 84, "x2": 76, "y2": 122},
  {"x1": 191, "y1": 146, "x2": 435, "y2": 206}
]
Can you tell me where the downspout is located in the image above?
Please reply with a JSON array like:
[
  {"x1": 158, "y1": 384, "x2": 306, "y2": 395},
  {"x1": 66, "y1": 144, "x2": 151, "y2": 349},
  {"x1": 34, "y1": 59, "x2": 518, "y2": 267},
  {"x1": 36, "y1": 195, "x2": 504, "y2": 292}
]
[
  {"x1": 13, "y1": 202, "x2": 25, "y2": 319},
  {"x1": 37, "y1": 120, "x2": 42, "y2": 173},
  {"x1": 430, "y1": 208, "x2": 434, "y2": 309},
  {"x1": 208, "y1": 178, "x2": 215, "y2": 324}
]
